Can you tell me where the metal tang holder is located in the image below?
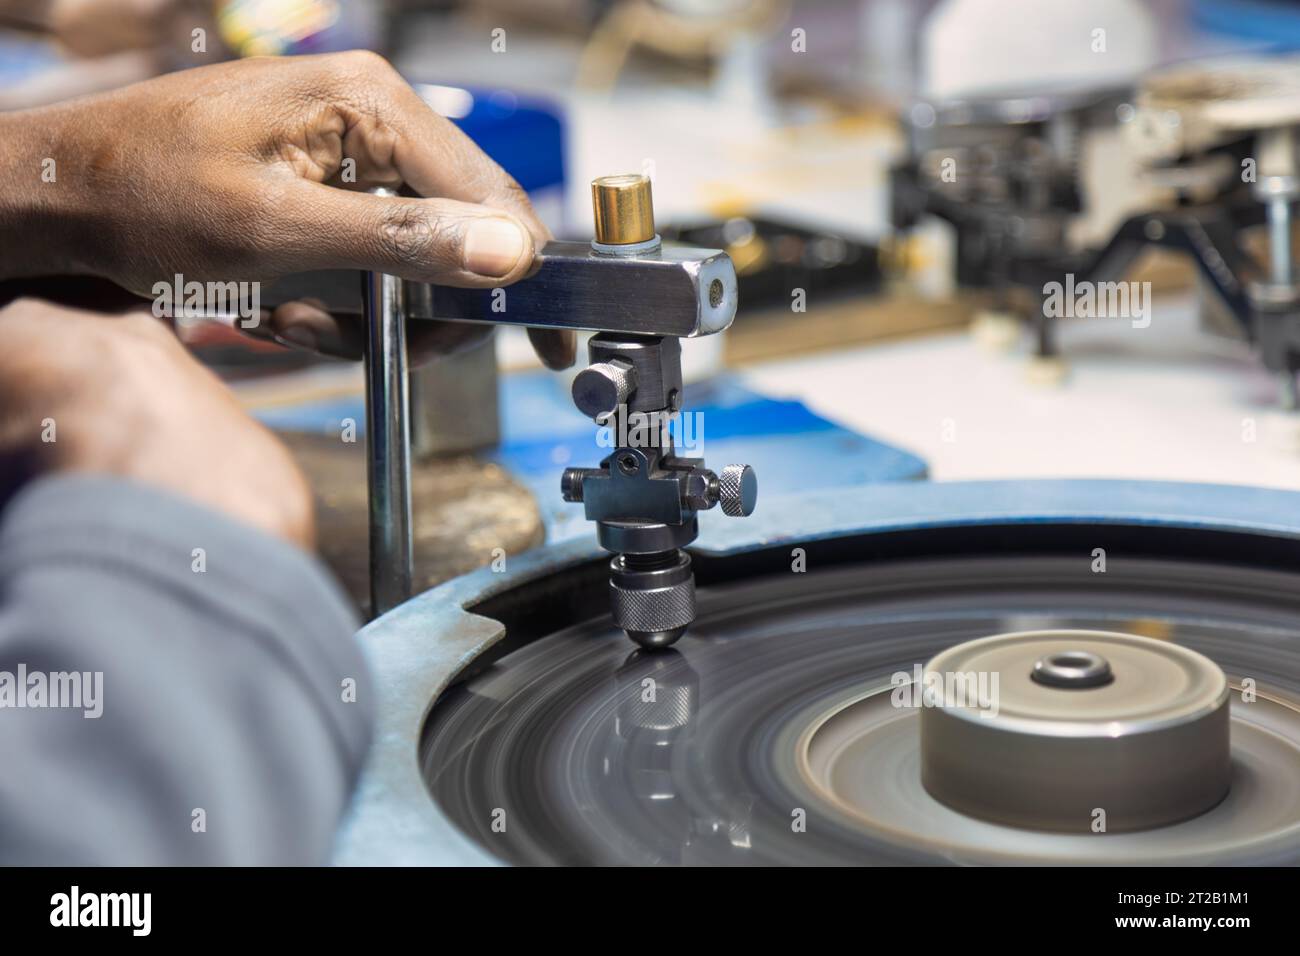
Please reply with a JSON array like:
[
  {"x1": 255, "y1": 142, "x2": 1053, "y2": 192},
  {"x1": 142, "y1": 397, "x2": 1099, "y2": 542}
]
[{"x1": 280, "y1": 177, "x2": 747, "y2": 624}]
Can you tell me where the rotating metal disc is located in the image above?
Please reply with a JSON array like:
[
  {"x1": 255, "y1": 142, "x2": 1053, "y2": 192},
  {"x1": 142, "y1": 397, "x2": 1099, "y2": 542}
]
[{"x1": 419, "y1": 554, "x2": 1300, "y2": 865}]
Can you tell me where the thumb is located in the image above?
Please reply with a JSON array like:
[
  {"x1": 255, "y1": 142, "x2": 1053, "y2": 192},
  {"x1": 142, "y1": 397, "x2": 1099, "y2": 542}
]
[{"x1": 277, "y1": 182, "x2": 537, "y2": 287}]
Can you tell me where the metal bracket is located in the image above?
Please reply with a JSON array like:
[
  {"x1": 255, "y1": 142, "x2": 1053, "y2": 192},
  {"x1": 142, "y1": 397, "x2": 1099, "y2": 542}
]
[{"x1": 265, "y1": 240, "x2": 739, "y2": 338}]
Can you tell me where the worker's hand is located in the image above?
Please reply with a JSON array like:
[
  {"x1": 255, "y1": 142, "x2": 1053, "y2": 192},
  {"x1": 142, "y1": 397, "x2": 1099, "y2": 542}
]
[
  {"x1": 0, "y1": 298, "x2": 314, "y2": 547},
  {"x1": 9, "y1": 51, "x2": 575, "y2": 370}
]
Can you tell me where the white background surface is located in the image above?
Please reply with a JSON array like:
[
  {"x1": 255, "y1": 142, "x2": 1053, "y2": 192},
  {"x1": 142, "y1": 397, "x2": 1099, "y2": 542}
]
[{"x1": 740, "y1": 295, "x2": 1300, "y2": 491}]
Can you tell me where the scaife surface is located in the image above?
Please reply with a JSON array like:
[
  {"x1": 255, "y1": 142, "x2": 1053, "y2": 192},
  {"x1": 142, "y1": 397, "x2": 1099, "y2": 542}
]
[{"x1": 421, "y1": 555, "x2": 1300, "y2": 865}]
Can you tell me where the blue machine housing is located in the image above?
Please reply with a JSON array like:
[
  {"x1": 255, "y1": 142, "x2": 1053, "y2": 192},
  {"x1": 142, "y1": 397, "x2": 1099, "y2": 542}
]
[{"x1": 333, "y1": 478, "x2": 1300, "y2": 865}]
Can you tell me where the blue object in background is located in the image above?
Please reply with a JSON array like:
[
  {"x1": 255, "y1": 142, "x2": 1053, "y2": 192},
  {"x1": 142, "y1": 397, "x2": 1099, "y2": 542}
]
[
  {"x1": 0, "y1": 34, "x2": 63, "y2": 86},
  {"x1": 402, "y1": 79, "x2": 567, "y2": 228},
  {"x1": 1192, "y1": 0, "x2": 1300, "y2": 48},
  {"x1": 449, "y1": 88, "x2": 566, "y2": 196},
  {"x1": 496, "y1": 372, "x2": 927, "y2": 541},
  {"x1": 254, "y1": 369, "x2": 928, "y2": 542},
  {"x1": 403, "y1": 79, "x2": 566, "y2": 198}
]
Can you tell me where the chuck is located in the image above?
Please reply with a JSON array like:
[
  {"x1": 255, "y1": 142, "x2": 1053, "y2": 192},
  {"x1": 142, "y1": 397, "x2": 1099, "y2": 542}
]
[{"x1": 609, "y1": 550, "x2": 696, "y2": 649}]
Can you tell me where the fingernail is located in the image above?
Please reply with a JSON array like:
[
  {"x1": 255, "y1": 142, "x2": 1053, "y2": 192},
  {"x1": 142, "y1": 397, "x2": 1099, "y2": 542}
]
[
  {"x1": 276, "y1": 325, "x2": 317, "y2": 351},
  {"x1": 463, "y1": 218, "x2": 528, "y2": 277}
]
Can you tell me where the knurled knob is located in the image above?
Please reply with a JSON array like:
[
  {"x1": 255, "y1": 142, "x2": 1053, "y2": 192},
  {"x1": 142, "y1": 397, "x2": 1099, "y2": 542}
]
[
  {"x1": 592, "y1": 174, "x2": 656, "y2": 245},
  {"x1": 572, "y1": 361, "x2": 637, "y2": 420},
  {"x1": 718, "y1": 464, "x2": 757, "y2": 517}
]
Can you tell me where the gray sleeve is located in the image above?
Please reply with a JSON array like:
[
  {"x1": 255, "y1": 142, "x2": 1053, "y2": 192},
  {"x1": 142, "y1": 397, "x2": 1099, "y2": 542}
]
[{"x1": 0, "y1": 474, "x2": 372, "y2": 865}]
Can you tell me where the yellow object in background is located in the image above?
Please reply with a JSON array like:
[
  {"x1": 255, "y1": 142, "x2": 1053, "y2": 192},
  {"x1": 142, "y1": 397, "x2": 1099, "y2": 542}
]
[{"x1": 217, "y1": 0, "x2": 340, "y2": 57}]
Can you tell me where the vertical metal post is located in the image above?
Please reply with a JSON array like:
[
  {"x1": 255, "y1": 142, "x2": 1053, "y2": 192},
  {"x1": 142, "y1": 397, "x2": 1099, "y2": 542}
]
[
  {"x1": 1268, "y1": 185, "x2": 1299, "y2": 409},
  {"x1": 1254, "y1": 130, "x2": 1300, "y2": 409},
  {"x1": 362, "y1": 188, "x2": 413, "y2": 615},
  {"x1": 1267, "y1": 193, "x2": 1293, "y2": 287}
]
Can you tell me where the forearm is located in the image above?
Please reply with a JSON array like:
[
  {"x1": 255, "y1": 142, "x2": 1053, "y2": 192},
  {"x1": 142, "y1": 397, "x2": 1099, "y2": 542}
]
[
  {"x1": 0, "y1": 474, "x2": 371, "y2": 864},
  {"x1": 0, "y1": 103, "x2": 102, "y2": 281}
]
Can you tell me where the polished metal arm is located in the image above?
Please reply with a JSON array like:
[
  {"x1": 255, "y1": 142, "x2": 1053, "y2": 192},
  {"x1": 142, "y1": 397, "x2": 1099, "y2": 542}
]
[{"x1": 264, "y1": 240, "x2": 738, "y2": 338}]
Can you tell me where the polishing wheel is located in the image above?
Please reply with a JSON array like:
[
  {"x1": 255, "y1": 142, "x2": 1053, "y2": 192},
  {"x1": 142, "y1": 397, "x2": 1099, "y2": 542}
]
[
  {"x1": 918, "y1": 630, "x2": 1231, "y2": 834},
  {"x1": 339, "y1": 481, "x2": 1300, "y2": 866}
]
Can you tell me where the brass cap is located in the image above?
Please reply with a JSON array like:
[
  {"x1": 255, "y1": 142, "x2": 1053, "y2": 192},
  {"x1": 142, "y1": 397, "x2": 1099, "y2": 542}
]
[{"x1": 591, "y1": 174, "x2": 655, "y2": 245}]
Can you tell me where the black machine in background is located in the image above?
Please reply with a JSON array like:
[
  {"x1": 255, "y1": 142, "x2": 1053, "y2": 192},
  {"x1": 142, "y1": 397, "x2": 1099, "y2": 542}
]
[
  {"x1": 890, "y1": 76, "x2": 1300, "y2": 405},
  {"x1": 661, "y1": 217, "x2": 883, "y2": 309}
]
